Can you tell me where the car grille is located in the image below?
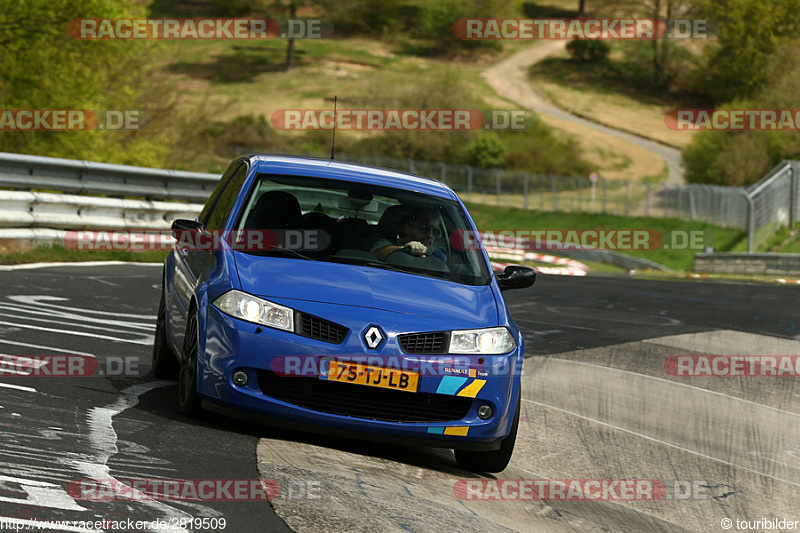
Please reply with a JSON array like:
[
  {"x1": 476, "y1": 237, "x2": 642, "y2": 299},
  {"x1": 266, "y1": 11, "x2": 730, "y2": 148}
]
[
  {"x1": 398, "y1": 332, "x2": 448, "y2": 354},
  {"x1": 295, "y1": 313, "x2": 348, "y2": 344},
  {"x1": 257, "y1": 371, "x2": 472, "y2": 423}
]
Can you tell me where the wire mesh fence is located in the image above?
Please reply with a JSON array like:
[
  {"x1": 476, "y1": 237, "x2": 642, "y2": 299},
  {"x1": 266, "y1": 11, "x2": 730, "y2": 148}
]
[{"x1": 337, "y1": 153, "x2": 799, "y2": 252}]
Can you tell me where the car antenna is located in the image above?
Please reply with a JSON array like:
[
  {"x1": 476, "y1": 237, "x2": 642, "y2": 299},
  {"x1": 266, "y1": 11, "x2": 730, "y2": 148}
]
[{"x1": 330, "y1": 95, "x2": 337, "y2": 160}]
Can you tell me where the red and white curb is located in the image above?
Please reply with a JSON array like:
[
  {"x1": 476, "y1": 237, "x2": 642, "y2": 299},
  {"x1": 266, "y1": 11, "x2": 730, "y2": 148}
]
[{"x1": 487, "y1": 247, "x2": 589, "y2": 277}]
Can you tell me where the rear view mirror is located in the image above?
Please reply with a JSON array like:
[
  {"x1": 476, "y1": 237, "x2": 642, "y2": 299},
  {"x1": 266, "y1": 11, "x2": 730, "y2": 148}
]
[
  {"x1": 497, "y1": 265, "x2": 536, "y2": 291},
  {"x1": 338, "y1": 196, "x2": 379, "y2": 212},
  {"x1": 171, "y1": 219, "x2": 205, "y2": 238}
]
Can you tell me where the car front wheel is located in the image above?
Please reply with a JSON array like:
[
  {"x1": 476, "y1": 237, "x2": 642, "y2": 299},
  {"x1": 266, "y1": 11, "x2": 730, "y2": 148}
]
[
  {"x1": 152, "y1": 287, "x2": 179, "y2": 379},
  {"x1": 178, "y1": 311, "x2": 203, "y2": 417},
  {"x1": 455, "y1": 396, "x2": 520, "y2": 473}
]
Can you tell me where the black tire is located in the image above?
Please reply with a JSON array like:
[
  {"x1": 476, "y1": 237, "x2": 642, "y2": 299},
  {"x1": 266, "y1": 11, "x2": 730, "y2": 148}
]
[
  {"x1": 178, "y1": 311, "x2": 203, "y2": 417},
  {"x1": 152, "y1": 288, "x2": 179, "y2": 380},
  {"x1": 455, "y1": 397, "x2": 520, "y2": 473}
]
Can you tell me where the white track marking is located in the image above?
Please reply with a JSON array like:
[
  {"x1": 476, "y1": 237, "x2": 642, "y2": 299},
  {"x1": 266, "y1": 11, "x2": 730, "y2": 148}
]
[
  {"x1": 0, "y1": 338, "x2": 93, "y2": 355},
  {"x1": 0, "y1": 320, "x2": 152, "y2": 345},
  {"x1": 646, "y1": 329, "x2": 800, "y2": 356},
  {"x1": 0, "y1": 474, "x2": 85, "y2": 511},
  {"x1": 0, "y1": 261, "x2": 162, "y2": 271},
  {"x1": 522, "y1": 398, "x2": 800, "y2": 488},
  {"x1": 0, "y1": 302, "x2": 154, "y2": 330},
  {"x1": 542, "y1": 357, "x2": 800, "y2": 417},
  {"x1": 0, "y1": 382, "x2": 37, "y2": 393},
  {"x1": 70, "y1": 381, "x2": 192, "y2": 533},
  {"x1": 8, "y1": 295, "x2": 156, "y2": 320},
  {"x1": 0, "y1": 310, "x2": 153, "y2": 334}
]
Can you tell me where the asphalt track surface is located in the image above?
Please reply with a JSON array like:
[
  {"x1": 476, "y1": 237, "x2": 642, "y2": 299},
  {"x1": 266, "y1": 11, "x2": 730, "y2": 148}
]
[{"x1": 0, "y1": 263, "x2": 797, "y2": 532}]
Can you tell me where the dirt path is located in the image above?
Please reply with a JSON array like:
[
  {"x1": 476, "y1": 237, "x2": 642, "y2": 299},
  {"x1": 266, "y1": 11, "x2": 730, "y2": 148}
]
[{"x1": 483, "y1": 41, "x2": 685, "y2": 185}]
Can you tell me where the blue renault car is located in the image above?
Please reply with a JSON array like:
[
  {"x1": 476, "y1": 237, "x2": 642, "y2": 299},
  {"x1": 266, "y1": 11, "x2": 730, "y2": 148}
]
[{"x1": 153, "y1": 154, "x2": 535, "y2": 472}]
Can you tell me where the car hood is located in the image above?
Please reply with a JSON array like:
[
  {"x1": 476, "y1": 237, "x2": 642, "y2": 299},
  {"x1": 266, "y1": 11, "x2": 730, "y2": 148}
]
[{"x1": 233, "y1": 253, "x2": 498, "y2": 325}]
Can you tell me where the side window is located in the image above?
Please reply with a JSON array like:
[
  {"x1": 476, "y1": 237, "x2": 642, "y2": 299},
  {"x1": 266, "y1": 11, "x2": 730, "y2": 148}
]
[
  {"x1": 199, "y1": 161, "x2": 243, "y2": 226},
  {"x1": 205, "y1": 163, "x2": 249, "y2": 230}
]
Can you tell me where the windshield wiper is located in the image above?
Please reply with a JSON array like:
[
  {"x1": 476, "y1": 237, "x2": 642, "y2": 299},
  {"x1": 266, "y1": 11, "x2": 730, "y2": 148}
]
[
  {"x1": 361, "y1": 261, "x2": 409, "y2": 273},
  {"x1": 262, "y1": 248, "x2": 315, "y2": 260},
  {"x1": 361, "y1": 261, "x2": 453, "y2": 281}
]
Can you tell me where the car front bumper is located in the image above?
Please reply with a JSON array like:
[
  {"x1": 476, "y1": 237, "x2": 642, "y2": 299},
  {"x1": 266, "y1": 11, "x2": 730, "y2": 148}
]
[{"x1": 196, "y1": 305, "x2": 523, "y2": 450}]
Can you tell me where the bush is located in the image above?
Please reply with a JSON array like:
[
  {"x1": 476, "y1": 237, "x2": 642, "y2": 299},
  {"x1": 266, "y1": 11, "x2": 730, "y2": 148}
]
[
  {"x1": 566, "y1": 39, "x2": 610, "y2": 63},
  {"x1": 683, "y1": 40, "x2": 800, "y2": 186},
  {"x1": 467, "y1": 133, "x2": 507, "y2": 168}
]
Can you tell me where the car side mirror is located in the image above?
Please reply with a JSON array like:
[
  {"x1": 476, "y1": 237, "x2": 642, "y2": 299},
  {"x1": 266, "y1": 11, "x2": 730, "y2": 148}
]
[
  {"x1": 171, "y1": 219, "x2": 206, "y2": 241},
  {"x1": 497, "y1": 265, "x2": 536, "y2": 291}
]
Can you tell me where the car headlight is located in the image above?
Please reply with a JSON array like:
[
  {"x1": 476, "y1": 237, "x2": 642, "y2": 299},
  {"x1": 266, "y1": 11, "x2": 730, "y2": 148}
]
[
  {"x1": 212, "y1": 290, "x2": 294, "y2": 332},
  {"x1": 448, "y1": 327, "x2": 516, "y2": 354}
]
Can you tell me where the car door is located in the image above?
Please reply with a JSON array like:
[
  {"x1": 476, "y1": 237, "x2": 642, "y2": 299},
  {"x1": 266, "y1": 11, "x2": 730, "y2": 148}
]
[{"x1": 169, "y1": 159, "x2": 248, "y2": 346}]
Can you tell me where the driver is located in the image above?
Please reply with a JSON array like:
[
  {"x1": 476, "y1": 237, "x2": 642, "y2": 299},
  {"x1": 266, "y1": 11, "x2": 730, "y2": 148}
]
[{"x1": 372, "y1": 207, "x2": 447, "y2": 263}]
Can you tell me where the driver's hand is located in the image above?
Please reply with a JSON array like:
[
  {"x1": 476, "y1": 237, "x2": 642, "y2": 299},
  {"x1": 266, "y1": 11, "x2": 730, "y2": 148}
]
[{"x1": 403, "y1": 241, "x2": 427, "y2": 256}]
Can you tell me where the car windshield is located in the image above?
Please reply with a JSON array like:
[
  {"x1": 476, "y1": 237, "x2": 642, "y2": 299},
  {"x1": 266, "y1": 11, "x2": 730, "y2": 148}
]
[{"x1": 233, "y1": 173, "x2": 491, "y2": 286}]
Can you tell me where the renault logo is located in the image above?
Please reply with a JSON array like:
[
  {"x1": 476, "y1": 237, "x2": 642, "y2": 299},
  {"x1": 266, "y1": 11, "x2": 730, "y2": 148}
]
[{"x1": 364, "y1": 326, "x2": 384, "y2": 349}]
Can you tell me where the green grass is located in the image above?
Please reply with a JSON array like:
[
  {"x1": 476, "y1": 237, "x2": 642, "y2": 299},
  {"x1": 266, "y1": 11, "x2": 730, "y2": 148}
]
[
  {"x1": 0, "y1": 244, "x2": 168, "y2": 265},
  {"x1": 465, "y1": 203, "x2": 747, "y2": 271},
  {"x1": 1, "y1": 206, "x2": 749, "y2": 274},
  {"x1": 760, "y1": 223, "x2": 800, "y2": 253},
  {"x1": 154, "y1": 18, "x2": 594, "y2": 176}
]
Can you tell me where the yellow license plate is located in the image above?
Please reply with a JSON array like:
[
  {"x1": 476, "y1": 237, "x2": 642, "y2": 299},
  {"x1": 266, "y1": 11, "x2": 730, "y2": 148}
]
[{"x1": 324, "y1": 360, "x2": 419, "y2": 393}]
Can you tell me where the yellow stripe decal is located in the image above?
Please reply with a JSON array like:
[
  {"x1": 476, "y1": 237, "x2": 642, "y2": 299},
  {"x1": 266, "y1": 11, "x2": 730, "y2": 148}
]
[
  {"x1": 456, "y1": 379, "x2": 486, "y2": 398},
  {"x1": 443, "y1": 426, "x2": 469, "y2": 436}
]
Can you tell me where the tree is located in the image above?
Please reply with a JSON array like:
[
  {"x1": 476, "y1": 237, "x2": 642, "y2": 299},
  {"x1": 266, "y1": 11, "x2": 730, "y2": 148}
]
[
  {"x1": 693, "y1": 0, "x2": 800, "y2": 103},
  {"x1": 0, "y1": 0, "x2": 167, "y2": 165},
  {"x1": 683, "y1": 39, "x2": 800, "y2": 186}
]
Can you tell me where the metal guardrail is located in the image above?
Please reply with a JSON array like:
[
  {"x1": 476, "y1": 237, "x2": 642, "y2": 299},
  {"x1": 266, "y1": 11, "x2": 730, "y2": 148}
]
[
  {"x1": 340, "y1": 153, "x2": 798, "y2": 252},
  {"x1": 0, "y1": 151, "x2": 797, "y2": 254},
  {"x1": 0, "y1": 191, "x2": 201, "y2": 230},
  {"x1": 0, "y1": 151, "x2": 220, "y2": 202},
  {"x1": 742, "y1": 160, "x2": 799, "y2": 252}
]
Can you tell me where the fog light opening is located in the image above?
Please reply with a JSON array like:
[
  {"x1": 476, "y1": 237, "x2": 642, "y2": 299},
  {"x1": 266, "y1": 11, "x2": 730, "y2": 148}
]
[
  {"x1": 232, "y1": 370, "x2": 249, "y2": 387},
  {"x1": 477, "y1": 404, "x2": 493, "y2": 420}
]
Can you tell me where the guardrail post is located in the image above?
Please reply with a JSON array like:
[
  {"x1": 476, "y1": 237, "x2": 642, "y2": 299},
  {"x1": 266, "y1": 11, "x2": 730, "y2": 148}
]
[
  {"x1": 602, "y1": 179, "x2": 607, "y2": 214},
  {"x1": 495, "y1": 170, "x2": 501, "y2": 206},
  {"x1": 466, "y1": 165, "x2": 473, "y2": 198},
  {"x1": 743, "y1": 189, "x2": 755, "y2": 253},
  {"x1": 645, "y1": 183, "x2": 650, "y2": 217},
  {"x1": 624, "y1": 181, "x2": 630, "y2": 216},
  {"x1": 577, "y1": 177, "x2": 583, "y2": 212},
  {"x1": 791, "y1": 161, "x2": 799, "y2": 227},
  {"x1": 523, "y1": 173, "x2": 529, "y2": 210},
  {"x1": 551, "y1": 174, "x2": 557, "y2": 211}
]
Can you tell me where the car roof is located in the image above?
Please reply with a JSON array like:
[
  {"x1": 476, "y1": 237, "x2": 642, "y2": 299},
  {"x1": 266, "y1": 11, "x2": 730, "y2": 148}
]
[{"x1": 246, "y1": 154, "x2": 460, "y2": 201}]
